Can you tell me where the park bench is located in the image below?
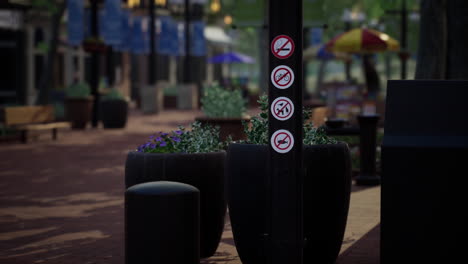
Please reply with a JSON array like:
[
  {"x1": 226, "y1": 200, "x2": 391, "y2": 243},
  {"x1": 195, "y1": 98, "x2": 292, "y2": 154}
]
[{"x1": 1, "y1": 105, "x2": 70, "y2": 143}]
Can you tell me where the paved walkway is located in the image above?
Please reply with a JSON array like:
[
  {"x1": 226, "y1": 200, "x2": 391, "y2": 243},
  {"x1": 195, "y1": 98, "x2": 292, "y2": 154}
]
[{"x1": 0, "y1": 109, "x2": 380, "y2": 264}]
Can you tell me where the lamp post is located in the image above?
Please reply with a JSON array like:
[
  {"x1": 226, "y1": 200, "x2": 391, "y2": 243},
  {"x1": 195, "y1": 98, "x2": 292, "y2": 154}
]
[
  {"x1": 385, "y1": 0, "x2": 419, "y2": 80},
  {"x1": 90, "y1": 0, "x2": 100, "y2": 128}
]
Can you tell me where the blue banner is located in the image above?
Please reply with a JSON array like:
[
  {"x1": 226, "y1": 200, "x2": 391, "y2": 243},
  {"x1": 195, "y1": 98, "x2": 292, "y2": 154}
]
[
  {"x1": 158, "y1": 16, "x2": 172, "y2": 55},
  {"x1": 67, "y1": 0, "x2": 84, "y2": 46},
  {"x1": 131, "y1": 17, "x2": 149, "y2": 54},
  {"x1": 103, "y1": 0, "x2": 122, "y2": 45},
  {"x1": 177, "y1": 22, "x2": 186, "y2": 56},
  {"x1": 190, "y1": 21, "x2": 206, "y2": 56},
  {"x1": 115, "y1": 11, "x2": 131, "y2": 51}
]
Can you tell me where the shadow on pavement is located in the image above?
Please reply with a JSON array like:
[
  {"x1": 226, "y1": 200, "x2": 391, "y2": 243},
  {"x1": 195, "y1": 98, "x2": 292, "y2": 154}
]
[{"x1": 337, "y1": 223, "x2": 380, "y2": 264}]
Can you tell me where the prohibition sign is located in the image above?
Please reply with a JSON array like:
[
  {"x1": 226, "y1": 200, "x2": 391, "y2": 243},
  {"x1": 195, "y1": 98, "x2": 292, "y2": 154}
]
[
  {"x1": 271, "y1": 97, "x2": 294, "y2": 121},
  {"x1": 271, "y1": 35, "x2": 295, "y2": 59},
  {"x1": 271, "y1": 65, "x2": 294, "y2": 89},
  {"x1": 271, "y1": 129, "x2": 294, "y2": 154}
]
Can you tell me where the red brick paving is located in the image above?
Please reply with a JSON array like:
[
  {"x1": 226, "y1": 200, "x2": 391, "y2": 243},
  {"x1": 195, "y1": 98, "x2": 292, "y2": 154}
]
[{"x1": 0, "y1": 109, "x2": 380, "y2": 264}]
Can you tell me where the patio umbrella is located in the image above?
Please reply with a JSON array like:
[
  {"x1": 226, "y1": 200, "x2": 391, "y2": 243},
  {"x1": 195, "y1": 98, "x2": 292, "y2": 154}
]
[
  {"x1": 207, "y1": 51, "x2": 255, "y2": 64},
  {"x1": 325, "y1": 28, "x2": 400, "y2": 97},
  {"x1": 325, "y1": 28, "x2": 399, "y2": 54},
  {"x1": 303, "y1": 45, "x2": 351, "y2": 61}
]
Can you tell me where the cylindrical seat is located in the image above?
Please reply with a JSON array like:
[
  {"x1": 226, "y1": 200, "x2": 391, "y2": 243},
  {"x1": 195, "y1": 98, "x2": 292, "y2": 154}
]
[{"x1": 125, "y1": 181, "x2": 200, "y2": 264}]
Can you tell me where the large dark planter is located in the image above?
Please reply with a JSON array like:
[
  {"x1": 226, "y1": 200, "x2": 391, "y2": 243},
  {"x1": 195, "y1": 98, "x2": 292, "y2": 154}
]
[
  {"x1": 227, "y1": 143, "x2": 351, "y2": 264},
  {"x1": 100, "y1": 99, "x2": 128, "y2": 129},
  {"x1": 195, "y1": 116, "x2": 250, "y2": 141},
  {"x1": 125, "y1": 151, "x2": 226, "y2": 258},
  {"x1": 65, "y1": 97, "x2": 93, "y2": 129}
]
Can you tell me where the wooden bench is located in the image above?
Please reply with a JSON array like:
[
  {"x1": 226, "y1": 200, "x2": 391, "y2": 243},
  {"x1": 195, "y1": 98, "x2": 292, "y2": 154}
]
[{"x1": 1, "y1": 105, "x2": 70, "y2": 143}]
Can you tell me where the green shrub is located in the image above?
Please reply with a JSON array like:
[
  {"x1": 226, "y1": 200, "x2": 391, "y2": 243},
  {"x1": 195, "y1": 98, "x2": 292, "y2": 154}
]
[
  {"x1": 136, "y1": 122, "x2": 226, "y2": 154},
  {"x1": 243, "y1": 94, "x2": 337, "y2": 145},
  {"x1": 201, "y1": 84, "x2": 247, "y2": 118},
  {"x1": 65, "y1": 82, "x2": 91, "y2": 98},
  {"x1": 102, "y1": 89, "x2": 125, "y2": 101}
]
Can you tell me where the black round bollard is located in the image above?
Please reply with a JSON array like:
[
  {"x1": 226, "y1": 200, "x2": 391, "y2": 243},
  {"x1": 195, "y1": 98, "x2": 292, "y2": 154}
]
[
  {"x1": 355, "y1": 114, "x2": 381, "y2": 186},
  {"x1": 125, "y1": 181, "x2": 200, "y2": 264}
]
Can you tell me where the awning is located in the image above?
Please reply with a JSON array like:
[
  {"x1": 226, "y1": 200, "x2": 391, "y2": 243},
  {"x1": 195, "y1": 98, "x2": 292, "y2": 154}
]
[{"x1": 204, "y1": 26, "x2": 232, "y2": 45}]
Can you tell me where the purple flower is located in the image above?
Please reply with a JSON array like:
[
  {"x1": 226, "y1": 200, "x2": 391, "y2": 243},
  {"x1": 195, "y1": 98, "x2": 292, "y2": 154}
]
[
  {"x1": 155, "y1": 137, "x2": 163, "y2": 142},
  {"x1": 150, "y1": 144, "x2": 157, "y2": 149},
  {"x1": 160, "y1": 141, "x2": 167, "y2": 147},
  {"x1": 161, "y1": 133, "x2": 169, "y2": 137},
  {"x1": 175, "y1": 130, "x2": 183, "y2": 135},
  {"x1": 171, "y1": 136, "x2": 181, "y2": 142}
]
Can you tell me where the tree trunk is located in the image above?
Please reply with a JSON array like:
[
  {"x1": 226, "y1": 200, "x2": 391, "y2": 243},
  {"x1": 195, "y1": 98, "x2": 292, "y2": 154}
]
[
  {"x1": 36, "y1": 2, "x2": 66, "y2": 105},
  {"x1": 415, "y1": 0, "x2": 447, "y2": 79}
]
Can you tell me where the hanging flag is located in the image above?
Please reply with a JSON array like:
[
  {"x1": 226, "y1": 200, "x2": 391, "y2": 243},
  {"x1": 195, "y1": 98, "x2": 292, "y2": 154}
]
[
  {"x1": 190, "y1": 21, "x2": 206, "y2": 56},
  {"x1": 158, "y1": 16, "x2": 173, "y2": 55},
  {"x1": 177, "y1": 22, "x2": 186, "y2": 56},
  {"x1": 103, "y1": 0, "x2": 122, "y2": 45},
  {"x1": 114, "y1": 11, "x2": 132, "y2": 51},
  {"x1": 67, "y1": 0, "x2": 84, "y2": 46},
  {"x1": 131, "y1": 17, "x2": 149, "y2": 54}
]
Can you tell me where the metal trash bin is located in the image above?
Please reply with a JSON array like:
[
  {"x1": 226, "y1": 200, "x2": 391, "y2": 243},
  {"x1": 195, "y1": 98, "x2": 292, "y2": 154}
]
[{"x1": 125, "y1": 181, "x2": 200, "y2": 264}]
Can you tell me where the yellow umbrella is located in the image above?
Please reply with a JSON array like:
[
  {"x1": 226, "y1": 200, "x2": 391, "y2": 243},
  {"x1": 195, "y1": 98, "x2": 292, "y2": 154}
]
[{"x1": 326, "y1": 28, "x2": 399, "y2": 53}]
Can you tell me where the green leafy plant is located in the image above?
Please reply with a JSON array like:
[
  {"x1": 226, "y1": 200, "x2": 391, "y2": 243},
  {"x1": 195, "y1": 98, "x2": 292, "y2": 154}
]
[
  {"x1": 65, "y1": 82, "x2": 91, "y2": 99},
  {"x1": 137, "y1": 122, "x2": 226, "y2": 154},
  {"x1": 201, "y1": 84, "x2": 247, "y2": 118},
  {"x1": 243, "y1": 94, "x2": 337, "y2": 145},
  {"x1": 102, "y1": 89, "x2": 125, "y2": 101}
]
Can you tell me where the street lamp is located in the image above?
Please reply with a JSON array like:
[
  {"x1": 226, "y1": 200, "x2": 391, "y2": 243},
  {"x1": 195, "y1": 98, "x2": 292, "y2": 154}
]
[{"x1": 210, "y1": 0, "x2": 221, "y2": 13}]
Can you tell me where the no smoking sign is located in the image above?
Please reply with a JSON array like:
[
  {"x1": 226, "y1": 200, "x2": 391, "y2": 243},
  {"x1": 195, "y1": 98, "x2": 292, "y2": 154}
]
[
  {"x1": 271, "y1": 97, "x2": 294, "y2": 121},
  {"x1": 271, "y1": 129, "x2": 294, "y2": 154},
  {"x1": 271, "y1": 35, "x2": 295, "y2": 59},
  {"x1": 271, "y1": 65, "x2": 295, "y2": 89}
]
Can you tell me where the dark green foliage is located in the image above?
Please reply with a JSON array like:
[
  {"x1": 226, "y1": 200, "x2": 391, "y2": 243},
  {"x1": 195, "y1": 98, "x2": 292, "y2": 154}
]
[{"x1": 243, "y1": 95, "x2": 337, "y2": 145}]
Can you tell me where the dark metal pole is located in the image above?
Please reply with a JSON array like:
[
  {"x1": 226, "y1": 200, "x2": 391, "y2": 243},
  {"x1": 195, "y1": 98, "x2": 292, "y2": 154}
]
[
  {"x1": 149, "y1": 0, "x2": 156, "y2": 85},
  {"x1": 344, "y1": 21, "x2": 352, "y2": 81},
  {"x1": 106, "y1": 47, "x2": 115, "y2": 87},
  {"x1": 401, "y1": 0, "x2": 408, "y2": 80},
  {"x1": 268, "y1": 0, "x2": 303, "y2": 264},
  {"x1": 184, "y1": 0, "x2": 191, "y2": 83},
  {"x1": 91, "y1": 0, "x2": 100, "y2": 128},
  {"x1": 355, "y1": 114, "x2": 381, "y2": 186}
]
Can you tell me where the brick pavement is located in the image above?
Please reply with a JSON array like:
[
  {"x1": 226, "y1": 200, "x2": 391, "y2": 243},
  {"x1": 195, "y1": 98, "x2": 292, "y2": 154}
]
[{"x1": 0, "y1": 109, "x2": 380, "y2": 264}]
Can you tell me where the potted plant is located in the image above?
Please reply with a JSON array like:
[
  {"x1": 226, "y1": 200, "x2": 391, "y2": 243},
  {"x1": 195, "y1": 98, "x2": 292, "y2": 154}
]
[
  {"x1": 125, "y1": 122, "x2": 227, "y2": 258},
  {"x1": 64, "y1": 82, "x2": 93, "y2": 129},
  {"x1": 196, "y1": 84, "x2": 250, "y2": 141},
  {"x1": 227, "y1": 95, "x2": 352, "y2": 264},
  {"x1": 100, "y1": 89, "x2": 128, "y2": 129}
]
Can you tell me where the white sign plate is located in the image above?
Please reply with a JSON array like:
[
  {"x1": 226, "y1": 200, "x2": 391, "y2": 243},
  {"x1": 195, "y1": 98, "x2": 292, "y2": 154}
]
[
  {"x1": 271, "y1": 129, "x2": 294, "y2": 154},
  {"x1": 271, "y1": 65, "x2": 294, "y2": 89}
]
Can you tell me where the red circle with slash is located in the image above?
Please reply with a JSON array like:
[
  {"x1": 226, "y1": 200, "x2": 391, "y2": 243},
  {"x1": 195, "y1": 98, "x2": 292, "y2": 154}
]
[
  {"x1": 271, "y1": 129, "x2": 294, "y2": 154},
  {"x1": 271, "y1": 97, "x2": 294, "y2": 121},
  {"x1": 271, "y1": 35, "x2": 295, "y2": 59},
  {"x1": 271, "y1": 65, "x2": 294, "y2": 89}
]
